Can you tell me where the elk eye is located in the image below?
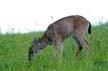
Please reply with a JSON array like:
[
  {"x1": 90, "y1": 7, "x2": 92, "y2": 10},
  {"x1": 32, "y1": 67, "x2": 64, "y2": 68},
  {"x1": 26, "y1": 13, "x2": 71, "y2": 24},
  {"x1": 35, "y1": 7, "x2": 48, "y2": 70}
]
[{"x1": 37, "y1": 43, "x2": 41, "y2": 47}]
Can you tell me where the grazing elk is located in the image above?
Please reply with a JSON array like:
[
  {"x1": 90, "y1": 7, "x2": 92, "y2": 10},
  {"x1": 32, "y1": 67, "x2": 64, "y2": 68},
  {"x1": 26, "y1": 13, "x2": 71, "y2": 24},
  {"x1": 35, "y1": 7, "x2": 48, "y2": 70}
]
[{"x1": 28, "y1": 15, "x2": 91, "y2": 61}]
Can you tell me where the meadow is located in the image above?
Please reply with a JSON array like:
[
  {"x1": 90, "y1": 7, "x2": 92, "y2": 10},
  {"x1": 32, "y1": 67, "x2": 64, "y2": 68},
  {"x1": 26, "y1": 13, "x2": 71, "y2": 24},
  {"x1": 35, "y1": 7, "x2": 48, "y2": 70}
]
[{"x1": 0, "y1": 24, "x2": 108, "y2": 71}]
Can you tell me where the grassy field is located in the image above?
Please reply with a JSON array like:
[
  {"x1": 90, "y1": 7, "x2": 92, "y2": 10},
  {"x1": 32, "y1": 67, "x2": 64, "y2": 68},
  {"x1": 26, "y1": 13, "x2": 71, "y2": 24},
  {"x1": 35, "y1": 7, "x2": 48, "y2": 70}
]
[{"x1": 0, "y1": 24, "x2": 108, "y2": 71}]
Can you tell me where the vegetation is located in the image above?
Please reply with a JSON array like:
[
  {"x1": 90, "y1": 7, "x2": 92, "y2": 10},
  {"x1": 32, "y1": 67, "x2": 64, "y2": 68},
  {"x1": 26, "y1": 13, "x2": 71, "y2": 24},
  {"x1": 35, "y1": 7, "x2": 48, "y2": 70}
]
[{"x1": 0, "y1": 24, "x2": 108, "y2": 71}]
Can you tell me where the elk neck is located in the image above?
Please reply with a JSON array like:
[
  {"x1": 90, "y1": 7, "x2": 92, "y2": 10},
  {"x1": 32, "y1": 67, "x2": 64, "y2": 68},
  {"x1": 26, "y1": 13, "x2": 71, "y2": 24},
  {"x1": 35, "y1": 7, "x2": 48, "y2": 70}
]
[{"x1": 38, "y1": 35, "x2": 48, "y2": 49}]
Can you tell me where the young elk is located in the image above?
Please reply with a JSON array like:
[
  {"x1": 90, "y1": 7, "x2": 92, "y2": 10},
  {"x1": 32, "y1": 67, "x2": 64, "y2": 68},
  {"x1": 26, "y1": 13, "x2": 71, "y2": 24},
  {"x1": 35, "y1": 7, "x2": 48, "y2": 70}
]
[{"x1": 28, "y1": 15, "x2": 91, "y2": 61}]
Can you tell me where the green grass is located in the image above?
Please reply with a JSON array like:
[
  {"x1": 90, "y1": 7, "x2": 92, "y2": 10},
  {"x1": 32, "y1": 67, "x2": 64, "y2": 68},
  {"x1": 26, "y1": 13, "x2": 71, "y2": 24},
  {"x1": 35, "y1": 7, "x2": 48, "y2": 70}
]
[{"x1": 0, "y1": 24, "x2": 108, "y2": 71}]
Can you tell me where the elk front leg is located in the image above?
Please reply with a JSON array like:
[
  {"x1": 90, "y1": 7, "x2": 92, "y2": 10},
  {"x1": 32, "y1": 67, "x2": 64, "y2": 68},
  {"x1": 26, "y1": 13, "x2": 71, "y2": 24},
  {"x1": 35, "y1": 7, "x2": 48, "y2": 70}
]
[{"x1": 52, "y1": 40, "x2": 63, "y2": 61}]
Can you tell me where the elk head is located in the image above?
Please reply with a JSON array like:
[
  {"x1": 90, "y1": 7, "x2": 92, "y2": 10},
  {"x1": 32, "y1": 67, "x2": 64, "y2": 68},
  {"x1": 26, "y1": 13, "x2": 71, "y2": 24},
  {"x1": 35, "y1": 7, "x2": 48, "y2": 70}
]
[{"x1": 28, "y1": 38, "x2": 41, "y2": 61}]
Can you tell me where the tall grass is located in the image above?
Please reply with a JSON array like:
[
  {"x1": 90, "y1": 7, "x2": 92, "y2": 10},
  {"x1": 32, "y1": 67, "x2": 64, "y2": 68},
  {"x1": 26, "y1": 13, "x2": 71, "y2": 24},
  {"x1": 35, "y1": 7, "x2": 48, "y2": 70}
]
[{"x1": 0, "y1": 24, "x2": 108, "y2": 71}]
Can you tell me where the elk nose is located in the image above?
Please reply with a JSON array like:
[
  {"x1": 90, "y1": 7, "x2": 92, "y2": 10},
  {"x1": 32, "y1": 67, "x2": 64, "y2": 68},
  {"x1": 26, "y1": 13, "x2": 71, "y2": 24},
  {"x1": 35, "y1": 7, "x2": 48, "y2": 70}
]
[{"x1": 28, "y1": 51, "x2": 33, "y2": 61}]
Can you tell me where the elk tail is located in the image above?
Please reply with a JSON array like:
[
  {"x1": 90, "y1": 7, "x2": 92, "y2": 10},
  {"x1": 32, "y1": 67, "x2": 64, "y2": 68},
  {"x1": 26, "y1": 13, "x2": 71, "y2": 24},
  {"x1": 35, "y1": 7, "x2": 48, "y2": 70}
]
[{"x1": 88, "y1": 22, "x2": 91, "y2": 34}]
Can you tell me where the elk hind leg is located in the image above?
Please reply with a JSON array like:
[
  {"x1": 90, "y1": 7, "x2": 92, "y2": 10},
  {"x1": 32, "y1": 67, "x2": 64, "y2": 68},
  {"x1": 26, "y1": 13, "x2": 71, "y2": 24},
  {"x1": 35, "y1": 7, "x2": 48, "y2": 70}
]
[
  {"x1": 73, "y1": 36, "x2": 83, "y2": 59},
  {"x1": 83, "y1": 37, "x2": 89, "y2": 58},
  {"x1": 79, "y1": 35, "x2": 90, "y2": 59}
]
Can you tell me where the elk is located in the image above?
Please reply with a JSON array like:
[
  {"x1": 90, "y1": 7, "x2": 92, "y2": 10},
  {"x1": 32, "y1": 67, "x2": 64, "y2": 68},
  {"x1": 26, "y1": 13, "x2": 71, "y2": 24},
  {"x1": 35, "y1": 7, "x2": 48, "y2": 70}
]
[{"x1": 28, "y1": 15, "x2": 91, "y2": 61}]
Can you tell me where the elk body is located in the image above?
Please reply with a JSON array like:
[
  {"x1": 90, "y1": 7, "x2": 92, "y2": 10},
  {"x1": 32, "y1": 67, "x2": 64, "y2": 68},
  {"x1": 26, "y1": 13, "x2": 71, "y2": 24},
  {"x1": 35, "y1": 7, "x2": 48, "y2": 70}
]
[{"x1": 28, "y1": 15, "x2": 91, "y2": 61}]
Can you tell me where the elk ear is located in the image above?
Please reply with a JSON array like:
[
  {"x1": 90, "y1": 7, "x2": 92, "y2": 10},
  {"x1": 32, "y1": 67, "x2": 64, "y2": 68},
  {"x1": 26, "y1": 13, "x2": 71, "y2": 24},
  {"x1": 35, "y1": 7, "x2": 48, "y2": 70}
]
[{"x1": 32, "y1": 37, "x2": 39, "y2": 45}]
